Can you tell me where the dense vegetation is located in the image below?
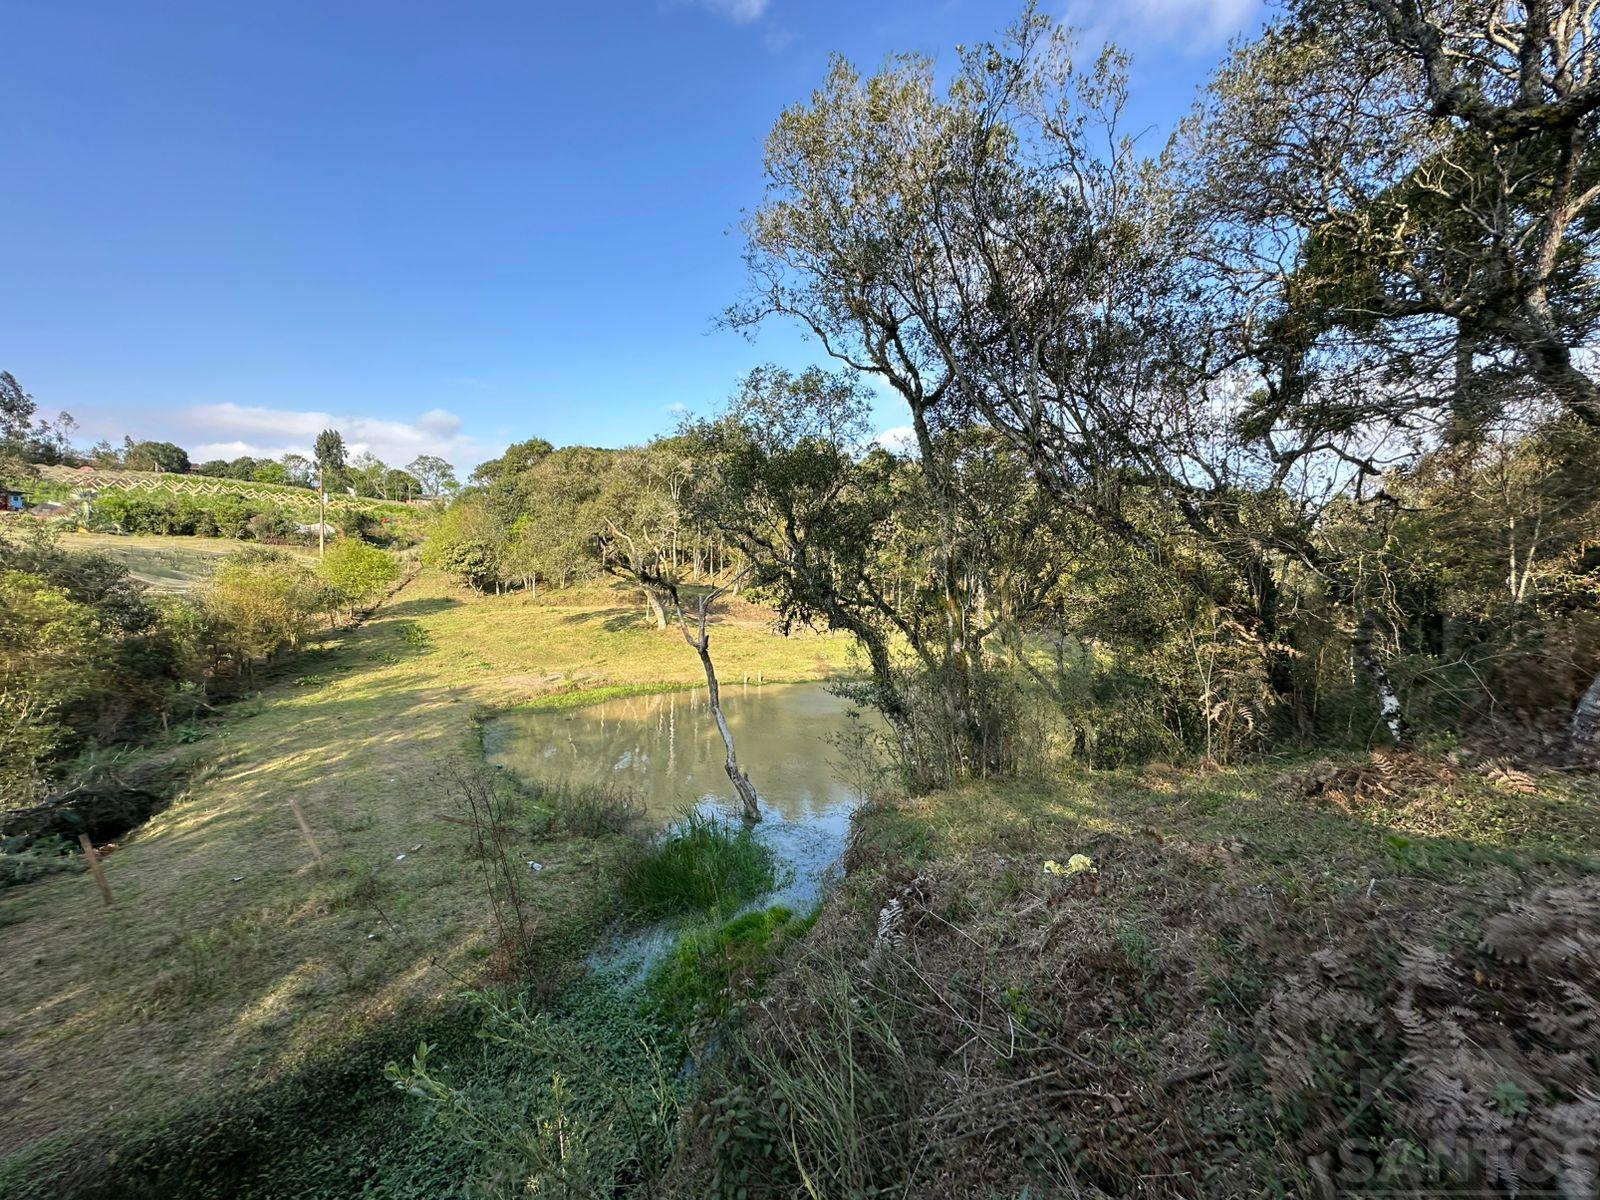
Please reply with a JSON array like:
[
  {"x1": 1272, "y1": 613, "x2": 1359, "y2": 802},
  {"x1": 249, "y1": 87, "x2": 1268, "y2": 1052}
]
[
  {"x1": 0, "y1": 527, "x2": 402, "y2": 823},
  {"x1": 3, "y1": 0, "x2": 1598, "y2": 1197},
  {"x1": 402, "y1": 0, "x2": 1600, "y2": 1194}
]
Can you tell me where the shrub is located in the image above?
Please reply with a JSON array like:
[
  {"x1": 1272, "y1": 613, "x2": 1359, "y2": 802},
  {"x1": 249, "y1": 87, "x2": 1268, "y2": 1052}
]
[
  {"x1": 209, "y1": 497, "x2": 255, "y2": 539},
  {"x1": 616, "y1": 809, "x2": 777, "y2": 922},
  {"x1": 0, "y1": 529, "x2": 204, "y2": 804},
  {"x1": 203, "y1": 549, "x2": 336, "y2": 674},
  {"x1": 0, "y1": 569, "x2": 114, "y2": 803},
  {"x1": 317, "y1": 539, "x2": 400, "y2": 615},
  {"x1": 246, "y1": 508, "x2": 297, "y2": 543},
  {"x1": 0, "y1": 836, "x2": 81, "y2": 889},
  {"x1": 423, "y1": 499, "x2": 507, "y2": 591}
]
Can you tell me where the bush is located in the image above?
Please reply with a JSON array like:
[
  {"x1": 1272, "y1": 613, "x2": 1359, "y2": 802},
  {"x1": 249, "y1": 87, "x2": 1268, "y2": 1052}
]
[
  {"x1": 246, "y1": 508, "x2": 298, "y2": 543},
  {"x1": 209, "y1": 497, "x2": 255, "y2": 539},
  {"x1": 617, "y1": 809, "x2": 777, "y2": 921},
  {"x1": 0, "y1": 835, "x2": 81, "y2": 889},
  {"x1": 316, "y1": 539, "x2": 400, "y2": 614},
  {"x1": 423, "y1": 499, "x2": 507, "y2": 591},
  {"x1": 203, "y1": 549, "x2": 336, "y2": 674}
]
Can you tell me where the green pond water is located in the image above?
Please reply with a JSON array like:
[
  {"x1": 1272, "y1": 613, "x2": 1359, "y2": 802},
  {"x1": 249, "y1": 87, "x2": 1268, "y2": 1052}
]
[{"x1": 483, "y1": 682, "x2": 871, "y2": 974}]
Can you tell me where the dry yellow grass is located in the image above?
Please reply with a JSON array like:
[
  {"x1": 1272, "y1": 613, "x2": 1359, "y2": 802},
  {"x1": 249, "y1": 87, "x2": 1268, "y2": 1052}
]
[
  {"x1": 56, "y1": 531, "x2": 316, "y2": 593},
  {"x1": 0, "y1": 569, "x2": 852, "y2": 1156}
]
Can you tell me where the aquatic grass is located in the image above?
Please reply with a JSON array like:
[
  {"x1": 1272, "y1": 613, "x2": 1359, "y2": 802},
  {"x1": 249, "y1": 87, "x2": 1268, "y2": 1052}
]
[
  {"x1": 617, "y1": 809, "x2": 777, "y2": 922},
  {"x1": 528, "y1": 778, "x2": 645, "y2": 839},
  {"x1": 643, "y1": 904, "x2": 814, "y2": 1026}
]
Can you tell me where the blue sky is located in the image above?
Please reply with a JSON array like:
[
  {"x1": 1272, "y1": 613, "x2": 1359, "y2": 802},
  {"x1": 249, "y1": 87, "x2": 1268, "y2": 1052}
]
[{"x1": 1, "y1": 0, "x2": 1261, "y2": 473}]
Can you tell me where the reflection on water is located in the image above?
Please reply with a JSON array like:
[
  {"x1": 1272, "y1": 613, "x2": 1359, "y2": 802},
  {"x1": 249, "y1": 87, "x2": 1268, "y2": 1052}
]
[
  {"x1": 484, "y1": 682, "x2": 862, "y2": 823},
  {"x1": 483, "y1": 682, "x2": 869, "y2": 979}
]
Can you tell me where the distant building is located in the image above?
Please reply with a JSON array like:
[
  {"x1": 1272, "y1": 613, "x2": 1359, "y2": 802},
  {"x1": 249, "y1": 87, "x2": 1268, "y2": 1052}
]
[{"x1": 5, "y1": 489, "x2": 25, "y2": 512}]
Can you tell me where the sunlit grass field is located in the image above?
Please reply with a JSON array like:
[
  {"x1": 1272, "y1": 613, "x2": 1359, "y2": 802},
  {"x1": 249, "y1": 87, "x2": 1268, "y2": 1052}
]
[
  {"x1": 0, "y1": 569, "x2": 854, "y2": 1159},
  {"x1": 56, "y1": 531, "x2": 317, "y2": 592}
]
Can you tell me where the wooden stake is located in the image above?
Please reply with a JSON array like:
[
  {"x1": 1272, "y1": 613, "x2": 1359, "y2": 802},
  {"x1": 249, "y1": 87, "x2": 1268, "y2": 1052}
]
[
  {"x1": 288, "y1": 799, "x2": 327, "y2": 868},
  {"x1": 77, "y1": 834, "x2": 112, "y2": 907}
]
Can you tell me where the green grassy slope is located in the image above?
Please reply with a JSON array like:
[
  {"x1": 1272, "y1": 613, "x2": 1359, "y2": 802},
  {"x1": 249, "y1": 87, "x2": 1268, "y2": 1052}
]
[{"x1": 0, "y1": 571, "x2": 853, "y2": 1163}]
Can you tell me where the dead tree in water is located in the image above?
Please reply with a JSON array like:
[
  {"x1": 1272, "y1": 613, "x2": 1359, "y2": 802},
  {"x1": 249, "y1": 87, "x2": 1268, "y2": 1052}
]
[
  {"x1": 671, "y1": 577, "x2": 761, "y2": 822},
  {"x1": 602, "y1": 526, "x2": 761, "y2": 822}
]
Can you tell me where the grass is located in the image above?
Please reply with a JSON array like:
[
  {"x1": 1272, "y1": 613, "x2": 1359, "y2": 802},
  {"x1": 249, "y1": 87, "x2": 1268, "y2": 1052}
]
[
  {"x1": 0, "y1": 562, "x2": 853, "y2": 1168},
  {"x1": 618, "y1": 810, "x2": 779, "y2": 921},
  {"x1": 0, "y1": 973, "x2": 684, "y2": 1200},
  {"x1": 54, "y1": 531, "x2": 316, "y2": 593},
  {"x1": 525, "y1": 778, "x2": 646, "y2": 840},
  {"x1": 643, "y1": 904, "x2": 815, "y2": 1027},
  {"x1": 667, "y1": 751, "x2": 1600, "y2": 1196}
]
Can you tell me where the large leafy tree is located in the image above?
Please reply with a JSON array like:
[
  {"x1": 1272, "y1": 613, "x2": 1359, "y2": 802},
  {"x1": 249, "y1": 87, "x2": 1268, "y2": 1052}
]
[
  {"x1": 1189, "y1": 0, "x2": 1600, "y2": 434},
  {"x1": 406, "y1": 453, "x2": 459, "y2": 497},
  {"x1": 732, "y1": 13, "x2": 1341, "y2": 734},
  {"x1": 1, "y1": 373, "x2": 77, "y2": 470},
  {"x1": 313, "y1": 429, "x2": 347, "y2": 488},
  {"x1": 123, "y1": 439, "x2": 191, "y2": 474},
  {"x1": 312, "y1": 430, "x2": 347, "y2": 557}
]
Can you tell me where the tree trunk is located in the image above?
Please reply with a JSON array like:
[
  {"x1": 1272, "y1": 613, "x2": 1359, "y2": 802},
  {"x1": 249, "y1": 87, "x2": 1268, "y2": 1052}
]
[
  {"x1": 699, "y1": 638, "x2": 760, "y2": 823},
  {"x1": 1354, "y1": 614, "x2": 1409, "y2": 746},
  {"x1": 1566, "y1": 667, "x2": 1600, "y2": 764},
  {"x1": 643, "y1": 588, "x2": 668, "y2": 630},
  {"x1": 681, "y1": 596, "x2": 760, "y2": 822}
]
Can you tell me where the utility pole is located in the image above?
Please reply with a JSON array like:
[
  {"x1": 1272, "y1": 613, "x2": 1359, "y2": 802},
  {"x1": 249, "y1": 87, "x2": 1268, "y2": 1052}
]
[{"x1": 318, "y1": 460, "x2": 327, "y2": 559}]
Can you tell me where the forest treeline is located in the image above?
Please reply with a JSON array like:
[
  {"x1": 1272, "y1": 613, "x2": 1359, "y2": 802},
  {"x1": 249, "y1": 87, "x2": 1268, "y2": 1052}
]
[{"x1": 431, "y1": 0, "x2": 1600, "y2": 785}]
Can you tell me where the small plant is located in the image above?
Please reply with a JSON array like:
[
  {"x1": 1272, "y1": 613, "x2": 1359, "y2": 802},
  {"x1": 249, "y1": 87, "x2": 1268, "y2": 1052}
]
[
  {"x1": 616, "y1": 809, "x2": 777, "y2": 922},
  {"x1": 442, "y1": 759, "x2": 532, "y2": 965},
  {"x1": 397, "y1": 619, "x2": 430, "y2": 650},
  {"x1": 387, "y1": 983, "x2": 685, "y2": 1199}
]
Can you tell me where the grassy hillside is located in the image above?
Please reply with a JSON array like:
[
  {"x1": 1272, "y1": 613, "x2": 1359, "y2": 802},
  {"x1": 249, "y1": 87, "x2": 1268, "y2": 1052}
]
[
  {"x1": 22, "y1": 465, "x2": 421, "y2": 521},
  {"x1": 0, "y1": 571, "x2": 853, "y2": 1167},
  {"x1": 53, "y1": 532, "x2": 316, "y2": 592}
]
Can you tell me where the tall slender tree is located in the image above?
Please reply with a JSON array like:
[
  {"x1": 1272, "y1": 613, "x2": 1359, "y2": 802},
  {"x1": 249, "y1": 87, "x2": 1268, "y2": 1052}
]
[{"x1": 313, "y1": 429, "x2": 347, "y2": 558}]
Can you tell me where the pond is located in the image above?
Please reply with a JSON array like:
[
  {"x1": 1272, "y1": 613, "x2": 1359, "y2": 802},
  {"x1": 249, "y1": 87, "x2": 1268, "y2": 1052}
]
[{"x1": 483, "y1": 682, "x2": 871, "y2": 975}]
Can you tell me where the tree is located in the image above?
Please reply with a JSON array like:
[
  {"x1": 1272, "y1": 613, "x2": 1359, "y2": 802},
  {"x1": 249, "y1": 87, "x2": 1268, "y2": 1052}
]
[
  {"x1": 1184, "y1": 0, "x2": 1600, "y2": 740},
  {"x1": 1186, "y1": 0, "x2": 1599, "y2": 437},
  {"x1": 729, "y1": 23, "x2": 1300, "y2": 760},
  {"x1": 251, "y1": 460, "x2": 288, "y2": 485},
  {"x1": 0, "y1": 372, "x2": 35, "y2": 445},
  {"x1": 317, "y1": 540, "x2": 401, "y2": 618},
  {"x1": 281, "y1": 453, "x2": 315, "y2": 488},
  {"x1": 422, "y1": 498, "x2": 509, "y2": 592},
  {"x1": 313, "y1": 430, "x2": 347, "y2": 558},
  {"x1": 599, "y1": 534, "x2": 763, "y2": 823},
  {"x1": 407, "y1": 454, "x2": 458, "y2": 497},
  {"x1": 1, "y1": 374, "x2": 78, "y2": 471},
  {"x1": 382, "y1": 468, "x2": 421, "y2": 501},
  {"x1": 469, "y1": 439, "x2": 553, "y2": 488},
  {"x1": 124, "y1": 439, "x2": 191, "y2": 474}
]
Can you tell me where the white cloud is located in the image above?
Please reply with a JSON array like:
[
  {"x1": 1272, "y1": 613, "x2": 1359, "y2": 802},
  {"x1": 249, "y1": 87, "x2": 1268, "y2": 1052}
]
[
  {"x1": 1064, "y1": 0, "x2": 1258, "y2": 50},
  {"x1": 875, "y1": 424, "x2": 917, "y2": 454},
  {"x1": 687, "y1": 0, "x2": 770, "y2": 24},
  {"x1": 178, "y1": 402, "x2": 480, "y2": 473}
]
